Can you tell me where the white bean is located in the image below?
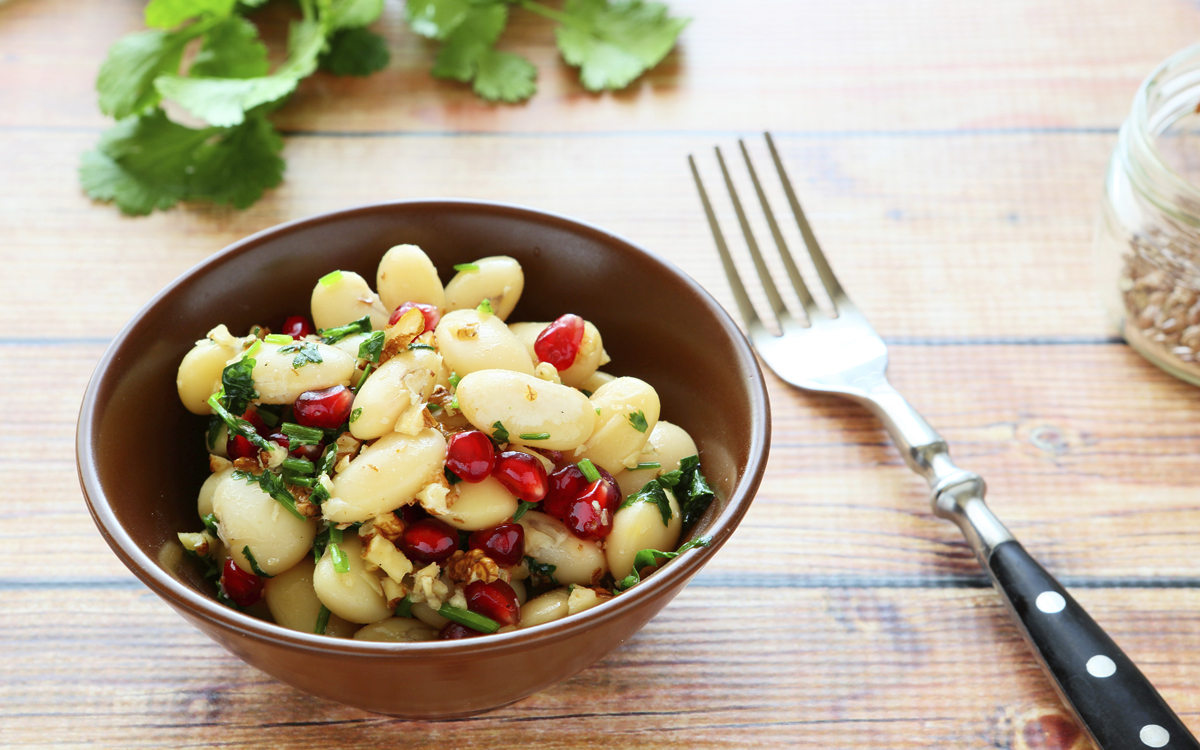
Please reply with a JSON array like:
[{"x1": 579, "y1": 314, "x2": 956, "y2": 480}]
[
  {"x1": 212, "y1": 473, "x2": 317, "y2": 576},
  {"x1": 376, "y1": 244, "x2": 446, "y2": 313},
  {"x1": 177, "y1": 340, "x2": 238, "y2": 414},
  {"x1": 264, "y1": 557, "x2": 356, "y2": 637},
  {"x1": 444, "y1": 256, "x2": 524, "y2": 320},
  {"x1": 434, "y1": 309, "x2": 534, "y2": 377},
  {"x1": 606, "y1": 490, "x2": 682, "y2": 580},
  {"x1": 579, "y1": 377, "x2": 660, "y2": 474},
  {"x1": 508, "y1": 320, "x2": 606, "y2": 389},
  {"x1": 325, "y1": 428, "x2": 447, "y2": 523},
  {"x1": 411, "y1": 601, "x2": 449, "y2": 630},
  {"x1": 310, "y1": 270, "x2": 389, "y2": 331},
  {"x1": 456, "y1": 370, "x2": 595, "y2": 451},
  {"x1": 313, "y1": 535, "x2": 392, "y2": 624},
  {"x1": 431, "y1": 476, "x2": 518, "y2": 531},
  {"x1": 519, "y1": 588, "x2": 570, "y2": 628},
  {"x1": 247, "y1": 341, "x2": 357, "y2": 405},
  {"x1": 509, "y1": 577, "x2": 527, "y2": 605},
  {"x1": 353, "y1": 617, "x2": 439, "y2": 642},
  {"x1": 578, "y1": 370, "x2": 615, "y2": 394},
  {"x1": 517, "y1": 511, "x2": 607, "y2": 586},
  {"x1": 198, "y1": 468, "x2": 233, "y2": 518},
  {"x1": 348, "y1": 348, "x2": 440, "y2": 440},
  {"x1": 331, "y1": 331, "x2": 370, "y2": 360},
  {"x1": 616, "y1": 421, "x2": 699, "y2": 496}
]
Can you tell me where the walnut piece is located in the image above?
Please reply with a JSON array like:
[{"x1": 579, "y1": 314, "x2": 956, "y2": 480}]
[
  {"x1": 445, "y1": 549, "x2": 500, "y2": 585},
  {"x1": 372, "y1": 512, "x2": 406, "y2": 543},
  {"x1": 379, "y1": 307, "x2": 425, "y2": 365}
]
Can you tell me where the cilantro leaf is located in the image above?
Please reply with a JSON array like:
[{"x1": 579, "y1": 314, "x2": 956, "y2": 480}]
[
  {"x1": 627, "y1": 409, "x2": 648, "y2": 433},
  {"x1": 328, "y1": 0, "x2": 386, "y2": 30},
  {"x1": 512, "y1": 500, "x2": 537, "y2": 521},
  {"x1": 320, "y1": 315, "x2": 373, "y2": 344},
  {"x1": 280, "y1": 340, "x2": 324, "y2": 369},
  {"x1": 553, "y1": 0, "x2": 688, "y2": 91},
  {"x1": 187, "y1": 112, "x2": 285, "y2": 208},
  {"x1": 190, "y1": 17, "x2": 270, "y2": 79},
  {"x1": 406, "y1": 0, "x2": 473, "y2": 39},
  {"x1": 358, "y1": 330, "x2": 385, "y2": 363},
  {"x1": 315, "y1": 605, "x2": 331, "y2": 634},
  {"x1": 490, "y1": 421, "x2": 510, "y2": 443},
  {"x1": 472, "y1": 49, "x2": 538, "y2": 103},
  {"x1": 620, "y1": 478, "x2": 673, "y2": 525},
  {"x1": 321, "y1": 27, "x2": 391, "y2": 76},
  {"x1": 241, "y1": 545, "x2": 274, "y2": 578},
  {"x1": 613, "y1": 536, "x2": 710, "y2": 591},
  {"x1": 96, "y1": 30, "x2": 193, "y2": 119},
  {"x1": 234, "y1": 469, "x2": 307, "y2": 521},
  {"x1": 145, "y1": 0, "x2": 236, "y2": 29},
  {"x1": 676, "y1": 454, "x2": 715, "y2": 528},
  {"x1": 524, "y1": 556, "x2": 558, "y2": 589},
  {"x1": 156, "y1": 74, "x2": 299, "y2": 127},
  {"x1": 220, "y1": 355, "x2": 258, "y2": 415},
  {"x1": 430, "y1": 5, "x2": 538, "y2": 103}
]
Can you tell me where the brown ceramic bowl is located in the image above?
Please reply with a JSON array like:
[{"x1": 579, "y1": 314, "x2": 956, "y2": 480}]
[{"x1": 77, "y1": 200, "x2": 770, "y2": 719}]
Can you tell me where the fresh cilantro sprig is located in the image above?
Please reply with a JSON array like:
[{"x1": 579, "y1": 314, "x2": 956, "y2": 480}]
[
  {"x1": 621, "y1": 454, "x2": 715, "y2": 529},
  {"x1": 279, "y1": 340, "x2": 323, "y2": 369},
  {"x1": 613, "y1": 536, "x2": 711, "y2": 591}
]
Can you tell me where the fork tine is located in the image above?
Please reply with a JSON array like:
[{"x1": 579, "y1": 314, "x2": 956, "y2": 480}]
[
  {"x1": 765, "y1": 132, "x2": 847, "y2": 304},
  {"x1": 688, "y1": 155, "x2": 761, "y2": 330},
  {"x1": 714, "y1": 146, "x2": 790, "y2": 321},
  {"x1": 737, "y1": 139, "x2": 822, "y2": 321}
]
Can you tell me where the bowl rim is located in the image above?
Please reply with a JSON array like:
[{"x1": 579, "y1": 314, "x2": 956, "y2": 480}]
[{"x1": 77, "y1": 198, "x2": 771, "y2": 657}]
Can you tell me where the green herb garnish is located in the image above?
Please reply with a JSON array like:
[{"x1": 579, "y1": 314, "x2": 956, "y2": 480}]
[
  {"x1": 355, "y1": 363, "x2": 374, "y2": 394},
  {"x1": 241, "y1": 546, "x2": 274, "y2": 578},
  {"x1": 282, "y1": 456, "x2": 314, "y2": 475},
  {"x1": 627, "y1": 409, "x2": 649, "y2": 433},
  {"x1": 477, "y1": 298, "x2": 494, "y2": 315},
  {"x1": 453, "y1": 263, "x2": 480, "y2": 273},
  {"x1": 281, "y1": 422, "x2": 324, "y2": 447},
  {"x1": 394, "y1": 595, "x2": 413, "y2": 618},
  {"x1": 444, "y1": 466, "x2": 462, "y2": 485},
  {"x1": 264, "y1": 333, "x2": 293, "y2": 345},
  {"x1": 620, "y1": 479, "x2": 673, "y2": 526},
  {"x1": 408, "y1": 342, "x2": 436, "y2": 351},
  {"x1": 358, "y1": 330, "x2": 385, "y2": 363},
  {"x1": 319, "y1": 270, "x2": 344, "y2": 287},
  {"x1": 255, "y1": 403, "x2": 283, "y2": 428},
  {"x1": 329, "y1": 542, "x2": 350, "y2": 574},
  {"x1": 438, "y1": 603, "x2": 500, "y2": 634},
  {"x1": 201, "y1": 513, "x2": 219, "y2": 538},
  {"x1": 491, "y1": 421, "x2": 510, "y2": 443},
  {"x1": 319, "y1": 314, "x2": 372, "y2": 345},
  {"x1": 349, "y1": 407, "x2": 362, "y2": 423},
  {"x1": 206, "y1": 415, "x2": 224, "y2": 450},
  {"x1": 519, "y1": 432, "x2": 550, "y2": 441},
  {"x1": 635, "y1": 462, "x2": 662, "y2": 471},
  {"x1": 207, "y1": 391, "x2": 273, "y2": 453},
  {"x1": 315, "y1": 605, "x2": 331, "y2": 635},
  {"x1": 512, "y1": 500, "x2": 537, "y2": 521},
  {"x1": 613, "y1": 537, "x2": 712, "y2": 591},
  {"x1": 577, "y1": 458, "x2": 601, "y2": 483},
  {"x1": 280, "y1": 340, "x2": 323, "y2": 369},
  {"x1": 525, "y1": 556, "x2": 558, "y2": 589},
  {"x1": 232, "y1": 469, "x2": 306, "y2": 521},
  {"x1": 448, "y1": 371, "x2": 461, "y2": 389},
  {"x1": 219, "y1": 356, "x2": 258, "y2": 415}
]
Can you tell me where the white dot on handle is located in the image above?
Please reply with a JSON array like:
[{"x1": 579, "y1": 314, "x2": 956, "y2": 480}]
[
  {"x1": 1035, "y1": 591, "x2": 1066, "y2": 614},
  {"x1": 1086, "y1": 655, "x2": 1116, "y2": 678},
  {"x1": 1140, "y1": 724, "x2": 1169, "y2": 747}
]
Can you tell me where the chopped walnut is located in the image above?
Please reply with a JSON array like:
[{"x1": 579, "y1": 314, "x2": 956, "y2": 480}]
[
  {"x1": 293, "y1": 489, "x2": 321, "y2": 518},
  {"x1": 409, "y1": 562, "x2": 450, "y2": 610},
  {"x1": 372, "y1": 512, "x2": 406, "y2": 543},
  {"x1": 445, "y1": 549, "x2": 500, "y2": 585},
  {"x1": 209, "y1": 455, "x2": 232, "y2": 473},
  {"x1": 381, "y1": 576, "x2": 409, "y2": 609},
  {"x1": 416, "y1": 476, "x2": 453, "y2": 515},
  {"x1": 232, "y1": 457, "x2": 261, "y2": 473},
  {"x1": 333, "y1": 432, "x2": 363, "y2": 473},
  {"x1": 379, "y1": 308, "x2": 425, "y2": 364}
]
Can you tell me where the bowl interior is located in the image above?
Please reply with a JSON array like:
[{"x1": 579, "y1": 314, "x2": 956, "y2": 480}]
[{"x1": 80, "y1": 200, "x2": 768, "y2": 638}]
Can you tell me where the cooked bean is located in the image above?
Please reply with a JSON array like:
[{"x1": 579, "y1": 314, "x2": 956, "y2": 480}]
[
  {"x1": 212, "y1": 473, "x2": 317, "y2": 576},
  {"x1": 376, "y1": 244, "x2": 446, "y2": 313},
  {"x1": 331, "y1": 331, "x2": 370, "y2": 360},
  {"x1": 177, "y1": 339, "x2": 241, "y2": 415},
  {"x1": 310, "y1": 270, "x2": 390, "y2": 331},
  {"x1": 325, "y1": 428, "x2": 447, "y2": 523},
  {"x1": 519, "y1": 588, "x2": 570, "y2": 628},
  {"x1": 517, "y1": 511, "x2": 606, "y2": 585},
  {"x1": 353, "y1": 617, "x2": 439, "y2": 642},
  {"x1": 579, "y1": 370, "x2": 615, "y2": 394},
  {"x1": 349, "y1": 348, "x2": 440, "y2": 440},
  {"x1": 605, "y1": 491, "x2": 682, "y2": 580},
  {"x1": 509, "y1": 320, "x2": 606, "y2": 389},
  {"x1": 431, "y1": 476, "x2": 518, "y2": 531},
  {"x1": 579, "y1": 377, "x2": 660, "y2": 474},
  {"x1": 444, "y1": 256, "x2": 524, "y2": 320},
  {"x1": 197, "y1": 468, "x2": 232, "y2": 518},
  {"x1": 616, "y1": 420, "x2": 699, "y2": 496},
  {"x1": 313, "y1": 535, "x2": 392, "y2": 624},
  {"x1": 434, "y1": 309, "x2": 534, "y2": 377},
  {"x1": 264, "y1": 557, "x2": 357, "y2": 637},
  {"x1": 249, "y1": 341, "x2": 357, "y2": 405},
  {"x1": 509, "y1": 577, "x2": 527, "y2": 605},
  {"x1": 456, "y1": 370, "x2": 595, "y2": 451},
  {"x1": 411, "y1": 601, "x2": 450, "y2": 630}
]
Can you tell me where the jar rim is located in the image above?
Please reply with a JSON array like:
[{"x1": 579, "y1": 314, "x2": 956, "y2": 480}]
[{"x1": 1127, "y1": 43, "x2": 1200, "y2": 218}]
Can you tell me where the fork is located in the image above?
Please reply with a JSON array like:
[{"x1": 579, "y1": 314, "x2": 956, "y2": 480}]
[{"x1": 690, "y1": 133, "x2": 1199, "y2": 750}]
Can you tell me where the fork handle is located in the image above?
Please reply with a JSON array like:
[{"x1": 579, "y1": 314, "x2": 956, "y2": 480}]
[{"x1": 988, "y1": 540, "x2": 1198, "y2": 750}]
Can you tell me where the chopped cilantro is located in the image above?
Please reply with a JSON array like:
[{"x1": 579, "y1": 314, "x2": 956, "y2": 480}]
[
  {"x1": 241, "y1": 546, "x2": 274, "y2": 578},
  {"x1": 319, "y1": 270, "x2": 344, "y2": 286},
  {"x1": 281, "y1": 456, "x2": 314, "y2": 475},
  {"x1": 577, "y1": 458, "x2": 601, "y2": 483},
  {"x1": 519, "y1": 432, "x2": 550, "y2": 440},
  {"x1": 626, "y1": 410, "x2": 648, "y2": 433},
  {"x1": 315, "y1": 604, "x2": 331, "y2": 634},
  {"x1": 201, "y1": 513, "x2": 219, "y2": 538},
  {"x1": 580, "y1": 389, "x2": 593, "y2": 398},
  {"x1": 438, "y1": 603, "x2": 499, "y2": 634},
  {"x1": 355, "y1": 363, "x2": 374, "y2": 394},
  {"x1": 233, "y1": 468, "x2": 306, "y2": 521},
  {"x1": 394, "y1": 595, "x2": 413, "y2": 618},
  {"x1": 207, "y1": 391, "x2": 273, "y2": 453},
  {"x1": 319, "y1": 314, "x2": 372, "y2": 344},
  {"x1": 620, "y1": 479, "x2": 673, "y2": 526},
  {"x1": 219, "y1": 356, "x2": 258, "y2": 415},
  {"x1": 524, "y1": 555, "x2": 558, "y2": 589},
  {"x1": 613, "y1": 537, "x2": 712, "y2": 591},
  {"x1": 244, "y1": 338, "x2": 261, "y2": 358},
  {"x1": 477, "y1": 298, "x2": 494, "y2": 315},
  {"x1": 408, "y1": 342, "x2": 436, "y2": 351},
  {"x1": 512, "y1": 500, "x2": 537, "y2": 521},
  {"x1": 255, "y1": 403, "x2": 283, "y2": 427},
  {"x1": 635, "y1": 462, "x2": 662, "y2": 471},
  {"x1": 676, "y1": 455, "x2": 715, "y2": 529},
  {"x1": 280, "y1": 340, "x2": 323, "y2": 369},
  {"x1": 281, "y1": 422, "x2": 323, "y2": 446},
  {"x1": 453, "y1": 263, "x2": 480, "y2": 272},
  {"x1": 595, "y1": 406, "x2": 601, "y2": 416},
  {"x1": 329, "y1": 542, "x2": 350, "y2": 574},
  {"x1": 349, "y1": 407, "x2": 362, "y2": 423},
  {"x1": 206, "y1": 415, "x2": 224, "y2": 450},
  {"x1": 358, "y1": 330, "x2": 385, "y2": 363},
  {"x1": 448, "y1": 371, "x2": 461, "y2": 389},
  {"x1": 444, "y1": 466, "x2": 462, "y2": 485},
  {"x1": 491, "y1": 421, "x2": 510, "y2": 443}
]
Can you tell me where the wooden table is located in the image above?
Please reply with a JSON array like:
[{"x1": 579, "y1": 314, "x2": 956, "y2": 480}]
[{"x1": 5, "y1": 0, "x2": 1200, "y2": 747}]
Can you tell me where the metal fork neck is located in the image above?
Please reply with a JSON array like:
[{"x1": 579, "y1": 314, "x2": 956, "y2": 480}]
[{"x1": 858, "y1": 381, "x2": 1014, "y2": 562}]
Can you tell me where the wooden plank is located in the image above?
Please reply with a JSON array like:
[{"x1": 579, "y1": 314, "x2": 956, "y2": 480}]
[
  {"x1": 3, "y1": 585, "x2": 1197, "y2": 748},
  {"x1": 10, "y1": 340, "x2": 1200, "y2": 584},
  {"x1": 0, "y1": 130, "x2": 1126, "y2": 339},
  {"x1": 2, "y1": 0, "x2": 1199, "y2": 133}
]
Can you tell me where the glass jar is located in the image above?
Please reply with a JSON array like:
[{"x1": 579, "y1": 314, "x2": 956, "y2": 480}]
[{"x1": 1096, "y1": 43, "x2": 1200, "y2": 385}]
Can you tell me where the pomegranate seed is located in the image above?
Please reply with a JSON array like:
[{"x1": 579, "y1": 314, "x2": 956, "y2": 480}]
[
  {"x1": 492, "y1": 451, "x2": 548, "y2": 503},
  {"x1": 396, "y1": 504, "x2": 428, "y2": 526},
  {"x1": 534, "y1": 314, "x2": 585, "y2": 371},
  {"x1": 468, "y1": 523, "x2": 525, "y2": 567},
  {"x1": 293, "y1": 385, "x2": 354, "y2": 429},
  {"x1": 221, "y1": 558, "x2": 263, "y2": 607},
  {"x1": 227, "y1": 433, "x2": 258, "y2": 461},
  {"x1": 565, "y1": 478, "x2": 620, "y2": 540},
  {"x1": 543, "y1": 464, "x2": 587, "y2": 521},
  {"x1": 438, "y1": 622, "x2": 479, "y2": 640},
  {"x1": 446, "y1": 430, "x2": 496, "y2": 482},
  {"x1": 465, "y1": 579, "x2": 520, "y2": 627},
  {"x1": 281, "y1": 315, "x2": 314, "y2": 338},
  {"x1": 240, "y1": 408, "x2": 266, "y2": 434},
  {"x1": 399, "y1": 518, "x2": 460, "y2": 564},
  {"x1": 530, "y1": 447, "x2": 565, "y2": 466},
  {"x1": 389, "y1": 302, "x2": 440, "y2": 334}
]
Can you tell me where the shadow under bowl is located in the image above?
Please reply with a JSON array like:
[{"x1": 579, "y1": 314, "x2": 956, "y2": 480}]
[{"x1": 77, "y1": 200, "x2": 770, "y2": 719}]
